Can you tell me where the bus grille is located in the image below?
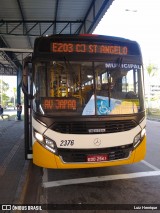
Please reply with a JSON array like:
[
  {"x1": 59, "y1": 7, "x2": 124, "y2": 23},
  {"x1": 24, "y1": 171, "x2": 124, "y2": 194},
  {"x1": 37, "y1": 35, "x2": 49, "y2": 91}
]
[
  {"x1": 58, "y1": 144, "x2": 132, "y2": 163},
  {"x1": 51, "y1": 120, "x2": 137, "y2": 134}
]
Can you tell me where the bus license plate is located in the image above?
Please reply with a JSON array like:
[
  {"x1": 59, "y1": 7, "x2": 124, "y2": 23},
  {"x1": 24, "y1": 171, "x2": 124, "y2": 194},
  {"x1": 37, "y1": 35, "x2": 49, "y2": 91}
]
[{"x1": 87, "y1": 154, "x2": 108, "y2": 162}]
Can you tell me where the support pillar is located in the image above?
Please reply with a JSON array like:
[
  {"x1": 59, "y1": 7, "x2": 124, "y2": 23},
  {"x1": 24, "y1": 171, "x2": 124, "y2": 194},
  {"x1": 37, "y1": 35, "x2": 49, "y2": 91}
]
[{"x1": 17, "y1": 67, "x2": 22, "y2": 115}]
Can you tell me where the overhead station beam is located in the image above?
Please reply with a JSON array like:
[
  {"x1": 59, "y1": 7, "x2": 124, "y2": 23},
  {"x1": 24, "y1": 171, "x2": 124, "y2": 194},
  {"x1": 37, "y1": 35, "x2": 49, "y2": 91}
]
[
  {"x1": 0, "y1": 63, "x2": 17, "y2": 76},
  {"x1": 0, "y1": 48, "x2": 33, "y2": 53},
  {"x1": 0, "y1": 0, "x2": 114, "y2": 76},
  {"x1": 0, "y1": 36, "x2": 21, "y2": 75},
  {"x1": 78, "y1": 0, "x2": 114, "y2": 34},
  {"x1": 0, "y1": 0, "x2": 114, "y2": 36},
  {"x1": 16, "y1": 0, "x2": 32, "y2": 48},
  {"x1": 53, "y1": 0, "x2": 60, "y2": 34},
  {"x1": 0, "y1": 48, "x2": 32, "y2": 75},
  {"x1": 0, "y1": 20, "x2": 84, "y2": 36}
]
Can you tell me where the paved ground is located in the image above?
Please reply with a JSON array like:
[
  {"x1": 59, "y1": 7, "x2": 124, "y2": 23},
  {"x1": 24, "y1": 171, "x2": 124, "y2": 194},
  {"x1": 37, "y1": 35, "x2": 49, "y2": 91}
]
[
  {"x1": 0, "y1": 113, "x2": 27, "y2": 205},
  {"x1": 0, "y1": 110, "x2": 43, "y2": 213},
  {"x1": 39, "y1": 120, "x2": 160, "y2": 213},
  {"x1": 1, "y1": 111, "x2": 160, "y2": 213}
]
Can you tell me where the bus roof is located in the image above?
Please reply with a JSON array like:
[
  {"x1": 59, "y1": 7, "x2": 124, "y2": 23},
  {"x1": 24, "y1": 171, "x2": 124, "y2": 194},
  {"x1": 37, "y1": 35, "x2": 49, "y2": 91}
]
[{"x1": 35, "y1": 34, "x2": 139, "y2": 43}]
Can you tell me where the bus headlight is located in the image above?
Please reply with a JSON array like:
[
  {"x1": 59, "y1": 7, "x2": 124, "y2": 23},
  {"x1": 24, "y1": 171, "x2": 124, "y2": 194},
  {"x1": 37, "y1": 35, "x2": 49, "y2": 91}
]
[
  {"x1": 45, "y1": 137, "x2": 57, "y2": 154},
  {"x1": 34, "y1": 131, "x2": 44, "y2": 142},
  {"x1": 141, "y1": 128, "x2": 146, "y2": 138},
  {"x1": 133, "y1": 128, "x2": 146, "y2": 148},
  {"x1": 34, "y1": 130, "x2": 58, "y2": 154}
]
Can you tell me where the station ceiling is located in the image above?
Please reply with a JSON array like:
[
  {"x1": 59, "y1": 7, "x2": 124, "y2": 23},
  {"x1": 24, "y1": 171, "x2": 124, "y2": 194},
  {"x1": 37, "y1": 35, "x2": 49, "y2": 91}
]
[{"x1": 0, "y1": 0, "x2": 114, "y2": 76}]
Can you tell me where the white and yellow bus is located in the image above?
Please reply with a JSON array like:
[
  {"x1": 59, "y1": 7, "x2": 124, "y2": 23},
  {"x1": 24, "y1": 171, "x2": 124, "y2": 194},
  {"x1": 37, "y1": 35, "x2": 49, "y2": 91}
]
[{"x1": 22, "y1": 34, "x2": 146, "y2": 169}]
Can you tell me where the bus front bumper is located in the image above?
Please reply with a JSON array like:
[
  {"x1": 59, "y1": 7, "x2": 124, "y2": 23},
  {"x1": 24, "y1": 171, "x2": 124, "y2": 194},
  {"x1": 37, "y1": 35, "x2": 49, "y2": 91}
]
[{"x1": 33, "y1": 136, "x2": 146, "y2": 169}]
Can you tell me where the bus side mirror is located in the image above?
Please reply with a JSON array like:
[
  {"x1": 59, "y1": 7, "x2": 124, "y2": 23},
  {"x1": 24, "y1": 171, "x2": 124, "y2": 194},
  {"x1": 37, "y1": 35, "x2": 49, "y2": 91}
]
[{"x1": 22, "y1": 58, "x2": 34, "y2": 100}]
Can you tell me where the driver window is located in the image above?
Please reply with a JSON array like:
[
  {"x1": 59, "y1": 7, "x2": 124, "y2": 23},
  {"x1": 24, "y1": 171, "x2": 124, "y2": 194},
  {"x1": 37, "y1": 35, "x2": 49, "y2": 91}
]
[{"x1": 122, "y1": 69, "x2": 138, "y2": 98}]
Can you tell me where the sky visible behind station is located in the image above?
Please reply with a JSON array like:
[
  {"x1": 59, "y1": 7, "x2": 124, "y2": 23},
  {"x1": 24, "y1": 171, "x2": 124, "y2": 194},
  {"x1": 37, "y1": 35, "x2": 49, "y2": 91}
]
[{"x1": 94, "y1": 0, "x2": 160, "y2": 67}]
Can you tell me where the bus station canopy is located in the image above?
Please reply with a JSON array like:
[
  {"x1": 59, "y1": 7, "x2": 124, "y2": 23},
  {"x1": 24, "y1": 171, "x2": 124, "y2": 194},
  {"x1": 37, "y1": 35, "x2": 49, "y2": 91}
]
[{"x1": 0, "y1": 0, "x2": 114, "y2": 75}]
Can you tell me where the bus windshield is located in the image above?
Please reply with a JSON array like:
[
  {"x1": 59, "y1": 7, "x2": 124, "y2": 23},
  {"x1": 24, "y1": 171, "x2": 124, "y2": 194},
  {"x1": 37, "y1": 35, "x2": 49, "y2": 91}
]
[{"x1": 33, "y1": 60, "x2": 144, "y2": 116}]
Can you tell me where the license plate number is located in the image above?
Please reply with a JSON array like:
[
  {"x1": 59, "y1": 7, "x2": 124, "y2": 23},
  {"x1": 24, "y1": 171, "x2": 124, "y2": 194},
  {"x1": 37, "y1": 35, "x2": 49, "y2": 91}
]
[{"x1": 87, "y1": 154, "x2": 108, "y2": 162}]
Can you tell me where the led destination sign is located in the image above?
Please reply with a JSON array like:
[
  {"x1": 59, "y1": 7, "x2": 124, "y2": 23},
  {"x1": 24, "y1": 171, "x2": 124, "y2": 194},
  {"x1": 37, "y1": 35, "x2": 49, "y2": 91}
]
[
  {"x1": 52, "y1": 43, "x2": 128, "y2": 55},
  {"x1": 42, "y1": 98, "x2": 77, "y2": 111}
]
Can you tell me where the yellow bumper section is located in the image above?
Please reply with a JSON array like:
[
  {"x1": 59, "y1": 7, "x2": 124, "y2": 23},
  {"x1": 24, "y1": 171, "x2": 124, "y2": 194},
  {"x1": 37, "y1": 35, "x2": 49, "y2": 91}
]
[{"x1": 33, "y1": 136, "x2": 146, "y2": 169}]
